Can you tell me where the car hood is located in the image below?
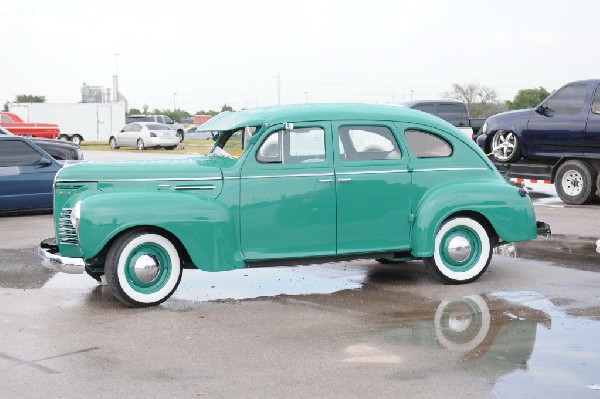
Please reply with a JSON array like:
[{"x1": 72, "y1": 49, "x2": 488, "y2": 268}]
[
  {"x1": 487, "y1": 108, "x2": 532, "y2": 122},
  {"x1": 55, "y1": 156, "x2": 227, "y2": 183}
]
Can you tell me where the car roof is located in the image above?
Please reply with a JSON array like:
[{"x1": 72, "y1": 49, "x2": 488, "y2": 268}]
[{"x1": 197, "y1": 103, "x2": 447, "y2": 132}]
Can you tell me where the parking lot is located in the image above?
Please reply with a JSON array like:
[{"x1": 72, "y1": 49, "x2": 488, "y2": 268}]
[{"x1": 1, "y1": 150, "x2": 600, "y2": 398}]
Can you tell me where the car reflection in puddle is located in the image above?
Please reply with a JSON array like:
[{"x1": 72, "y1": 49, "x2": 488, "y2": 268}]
[{"x1": 41, "y1": 262, "x2": 367, "y2": 300}]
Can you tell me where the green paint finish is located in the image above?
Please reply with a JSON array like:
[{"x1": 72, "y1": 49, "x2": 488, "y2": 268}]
[{"x1": 49, "y1": 103, "x2": 541, "y2": 275}]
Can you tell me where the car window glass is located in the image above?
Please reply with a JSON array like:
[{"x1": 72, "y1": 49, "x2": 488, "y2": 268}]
[
  {"x1": 546, "y1": 84, "x2": 587, "y2": 115},
  {"x1": 257, "y1": 127, "x2": 326, "y2": 164},
  {"x1": 146, "y1": 123, "x2": 168, "y2": 130},
  {"x1": 592, "y1": 86, "x2": 600, "y2": 114},
  {"x1": 413, "y1": 104, "x2": 435, "y2": 113},
  {"x1": 0, "y1": 140, "x2": 42, "y2": 166},
  {"x1": 1, "y1": 114, "x2": 14, "y2": 123},
  {"x1": 132, "y1": 124, "x2": 143, "y2": 132},
  {"x1": 436, "y1": 104, "x2": 465, "y2": 120},
  {"x1": 405, "y1": 130, "x2": 452, "y2": 158},
  {"x1": 338, "y1": 126, "x2": 401, "y2": 161},
  {"x1": 164, "y1": 116, "x2": 174, "y2": 124}
]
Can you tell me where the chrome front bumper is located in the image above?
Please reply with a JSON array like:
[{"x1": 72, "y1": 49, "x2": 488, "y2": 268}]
[{"x1": 38, "y1": 237, "x2": 84, "y2": 274}]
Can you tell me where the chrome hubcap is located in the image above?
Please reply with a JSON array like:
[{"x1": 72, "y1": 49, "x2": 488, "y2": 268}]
[
  {"x1": 492, "y1": 131, "x2": 516, "y2": 161},
  {"x1": 562, "y1": 170, "x2": 583, "y2": 196},
  {"x1": 447, "y1": 236, "x2": 472, "y2": 262},
  {"x1": 134, "y1": 254, "x2": 160, "y2": 282}
]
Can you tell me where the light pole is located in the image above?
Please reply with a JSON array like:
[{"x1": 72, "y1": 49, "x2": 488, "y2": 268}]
[
  {"x1": 304, "y1": 91, "x2": 308, "y2": 103},
  {"x1": 410, "y1": 90, "x2": 414, "y2": 101},
  {"x1": 173, "y1": 92, "x2": 177, "y2": 111}
]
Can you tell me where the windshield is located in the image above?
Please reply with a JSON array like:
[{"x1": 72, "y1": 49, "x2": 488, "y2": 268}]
[{"x1": 209, "y1": 126, "x2": 257, "y2": 159}]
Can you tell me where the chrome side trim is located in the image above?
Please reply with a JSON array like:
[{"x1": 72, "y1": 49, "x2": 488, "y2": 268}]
[
  {"x1": 240, "y1": 173, "x2": 335, "y2": 179},
  {"x1": 413, "y1": 168, "x2": 488, "y2": 172},
  {"x1": 173, "y1": 185, "x2": 216, "y2": 190},
  {"x1": 336, "y1": 169, "x2": 409, "y2": 176},
  {"x1": 58, "y1": 177, "x2": 223, "y2": 183}
]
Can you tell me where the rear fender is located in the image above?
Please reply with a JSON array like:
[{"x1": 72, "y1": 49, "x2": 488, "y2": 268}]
[{"x1": 411, "y1": 180, "x2": 537, "y2": 257}]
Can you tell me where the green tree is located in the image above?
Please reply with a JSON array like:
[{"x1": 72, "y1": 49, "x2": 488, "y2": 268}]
[
  {"x1": 151, "y1": 108, "x2": 191, "y2": 123},
  {"x1": 3, "y1": 101, "x2": 8, "y2": 112},
  {"x1": 506, "y1": 87, "x2": 551, "y2": 110},
  {"x1": 127, "y1": 108, "x2": 142, "y2": 116},
  {"x1": 195, "y1": 109, "x2": 220, "y2": 116},
  {"x1": 15, "y1": 94, "x2": 46, "y2": 103},
  {"x1": 221, "y1": 104, "x2": 233, "y2": 112}
]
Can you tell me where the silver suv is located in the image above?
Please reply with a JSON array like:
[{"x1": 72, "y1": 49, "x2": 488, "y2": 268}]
[{"x1": 126, "y1": 115, "x2": 185, "y2": 141}]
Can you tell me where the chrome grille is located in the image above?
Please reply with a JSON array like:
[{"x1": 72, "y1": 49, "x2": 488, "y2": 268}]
[{"x1": 58, "y1": 208, "x2": 79, "y2": 245}]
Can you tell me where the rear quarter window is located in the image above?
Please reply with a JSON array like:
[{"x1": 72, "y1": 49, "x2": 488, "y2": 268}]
[{"x1": 404, "y1": 130, "x2": 452, "y2": 158}]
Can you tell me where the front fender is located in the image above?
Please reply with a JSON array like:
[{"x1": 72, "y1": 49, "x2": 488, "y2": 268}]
[
  {"x1": 411, "y1": 180, "x2": 537, "y2": 257},
  {"x1": 76, "y1": 191, "x2": 243, "y2": 271},
  {"x1": 483, "y1": 110, "x2": 532, "y2": 152}
]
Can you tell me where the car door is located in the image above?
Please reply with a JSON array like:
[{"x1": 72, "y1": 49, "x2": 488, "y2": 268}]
[
  {"x1": 525, "y1": 83, "x2": 590, "y2": 157},
  {"x1": 584, "y1": 83, "x2": 600, "y2": 155},
  {"x1": 0, "y1": 139, "x2": 59, "y2": 212},
  {"x1": 117, "y1": 123, "x2": 132, "y2": 146},
  {"x1": 240, "y1": 122, "x2": 336, "y2": 260},
  {"x1": 333, "y1": 122, "x2": 412, "y2": 254}
]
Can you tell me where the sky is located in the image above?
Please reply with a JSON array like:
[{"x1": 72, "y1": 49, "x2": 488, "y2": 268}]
[{"x1": 2, "y1": 0, "x2": 599, "y2": 113}]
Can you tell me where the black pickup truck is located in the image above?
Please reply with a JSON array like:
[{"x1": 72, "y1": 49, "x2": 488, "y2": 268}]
[
  {"x1": 476, "y1": 79, "x2": 600, "y2": 205},
  {"x1": 405, "y1": 100, "x2": 485, "y2": 139}
]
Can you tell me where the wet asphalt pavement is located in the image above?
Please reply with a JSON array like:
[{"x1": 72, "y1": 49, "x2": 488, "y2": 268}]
[{"x1": 1, "y1": 151, "x2": 599, "y2": 398}]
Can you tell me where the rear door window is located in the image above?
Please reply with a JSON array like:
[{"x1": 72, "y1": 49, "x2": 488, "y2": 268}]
[{"x1": 338, "y1": 126, "x2": 401, "y2": 161}]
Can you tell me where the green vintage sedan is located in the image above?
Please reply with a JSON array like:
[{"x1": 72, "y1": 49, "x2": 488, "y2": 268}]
[{"x1": 39, "y1": 104, "x2": 547, "y2": 307}]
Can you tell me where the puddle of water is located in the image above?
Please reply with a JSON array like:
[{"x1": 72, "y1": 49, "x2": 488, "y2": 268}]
[
  {"x1": 41, "y1": 262, "x2": 367, "y2": 301},
  {"x1": 494, "y1": 237, "x2": 599, "y2": 271}
]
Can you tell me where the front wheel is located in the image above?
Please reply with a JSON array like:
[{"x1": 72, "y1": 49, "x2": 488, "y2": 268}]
[
  {"x1": 176, "y1": 130, "x2": 184, "y2": 142},
  {"x1": 109, "y1": 137, "x2": 119, "y2": 150},
  {"x1": 136, "y1": 139, "x2": 145, "y2": 150},
  {"x1": 424, "y1": 217, "x2": 492, "y2": 284},
  {"x1": 555, "y1": 160, "x2": 597, "y2": 205},
  {"x1": 104, "y1": 230, "x2": 182, "y2": 307},
  {"x1": 490, "y1": 130, "x2": 521, "y2": 163}
]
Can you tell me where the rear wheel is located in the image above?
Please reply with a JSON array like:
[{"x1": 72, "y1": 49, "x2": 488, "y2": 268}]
[
  {"x1": 555, "y1": 160, "x2": 597, "y2": 205},
  {"x1": 490, "y1": 130, "x2": 521, "y2": 163},
  {"x1": 176, "y1": 130, "x2": 184, "y2": 142},
  {"x1": 137, "y1": 139, "x2": 145, "y2": 150},
  {"x1": 424, "y1": 217, "x2": 492, "y2": 284},
  {"x1": 104, "y1": 230, "x2": 182, "y2": 307},
  {"x1": 71, "y1": 135, "x2": 82, "y2": 146},
  {"x1": 58, "y1": 135, "x2": 69, "y2": 141}
]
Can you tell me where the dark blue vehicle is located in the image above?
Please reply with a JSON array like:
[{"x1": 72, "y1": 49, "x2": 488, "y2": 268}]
[
  {"x1": 0, "y1": 135, "x2": 63, "y2": 214},
  {"x1": 477, "y1": 79, "x2": 600, "y2": 205}
]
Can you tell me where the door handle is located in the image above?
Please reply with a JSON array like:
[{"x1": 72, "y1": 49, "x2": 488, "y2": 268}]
[
  {"x1": 337, "y1": 178, "x2": 352, "y2": 183},
  {"x1": 318, "y1": 179, "x2": 333, "y2": 183}
]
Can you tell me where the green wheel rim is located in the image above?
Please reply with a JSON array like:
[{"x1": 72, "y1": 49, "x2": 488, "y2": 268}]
[
  {"x1": 439, "y1": 226, "x2": 482, "y2": 272},
  {"x1": 124, "y1": 243, "x2": 172, "y2": 294}
]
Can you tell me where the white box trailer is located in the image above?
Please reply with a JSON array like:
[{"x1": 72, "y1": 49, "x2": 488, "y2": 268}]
[{"x1": 8, "y1": 102, "x2": 126, "y2": 145}]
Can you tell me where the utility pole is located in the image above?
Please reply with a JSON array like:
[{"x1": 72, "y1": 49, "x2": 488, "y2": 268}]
[
  {"x1": 173, "y1": 92, "x2": 177, "y2": 111},
  {"x1": 304, "y1": 91, "x2": 308, "y2": 103}
]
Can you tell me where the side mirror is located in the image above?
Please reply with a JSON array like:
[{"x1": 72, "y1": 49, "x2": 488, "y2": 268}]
[
  {"x1": 38, "y1": 157, "x2": 52, "y2": 166},
  {"x1": 536, "y1": 105, "x2": 547, "y2": 115}
]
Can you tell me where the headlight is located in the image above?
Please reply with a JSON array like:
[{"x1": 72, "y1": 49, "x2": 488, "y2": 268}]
[
  {"x1": 70, "y1": 200, "x2": 82, "y2": 232},
  {"x1": 481, "y1": 122, "x2": 487, "y2": 134}
]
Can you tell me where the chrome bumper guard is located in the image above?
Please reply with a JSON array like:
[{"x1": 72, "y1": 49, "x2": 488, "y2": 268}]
[
  {"x1": 38, "y1": 237, "x2": 84, "y2": 274},
  {"x1": 536, "y1": 221, "x2": 551, "y2": 237}
]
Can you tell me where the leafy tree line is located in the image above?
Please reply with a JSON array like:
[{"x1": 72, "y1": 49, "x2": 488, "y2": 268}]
[
  {"x1": 127, "y1": 104, "x2": 234, "y2": 122},
  {"x1": 3, "y1": 94, "x2": 46, "y2": 111},
  {"x1": 444, "y1": 83, "x2": 552, "y2": 118}
]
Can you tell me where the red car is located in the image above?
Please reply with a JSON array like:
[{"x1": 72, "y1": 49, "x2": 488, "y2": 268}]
[{"x1": 0, "y1": 111, "x2": 60, "y2": 139}]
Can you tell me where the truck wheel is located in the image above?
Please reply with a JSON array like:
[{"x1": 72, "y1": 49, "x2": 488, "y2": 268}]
[
  {"x1": 109, "y1": 137, "x2": 119, "y2": 150},
  {"x1": 58, "y1": 135, "x2": 69, "y2": 141},
  {"x1": 176, "y1": 130, "x2": 185, "y2": 142},
  {"x1": 104, "y1": 230, "x2": 182, "y2": 307},
  {"x1": 555, "y1": 160, "x2": 597, "y2": 205},
  {"x1": 71, "y1": 135, "x2": 83, "y2": 146},
  {"x1": 424, "y1": 217, "x2": 492, "y2": 284},
  {"x1": 137, "y1": 139, "x2": 145, "y2": 150},
  {"x1": 490, "y1": 130, "x2": 521, "y2": 163}
]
